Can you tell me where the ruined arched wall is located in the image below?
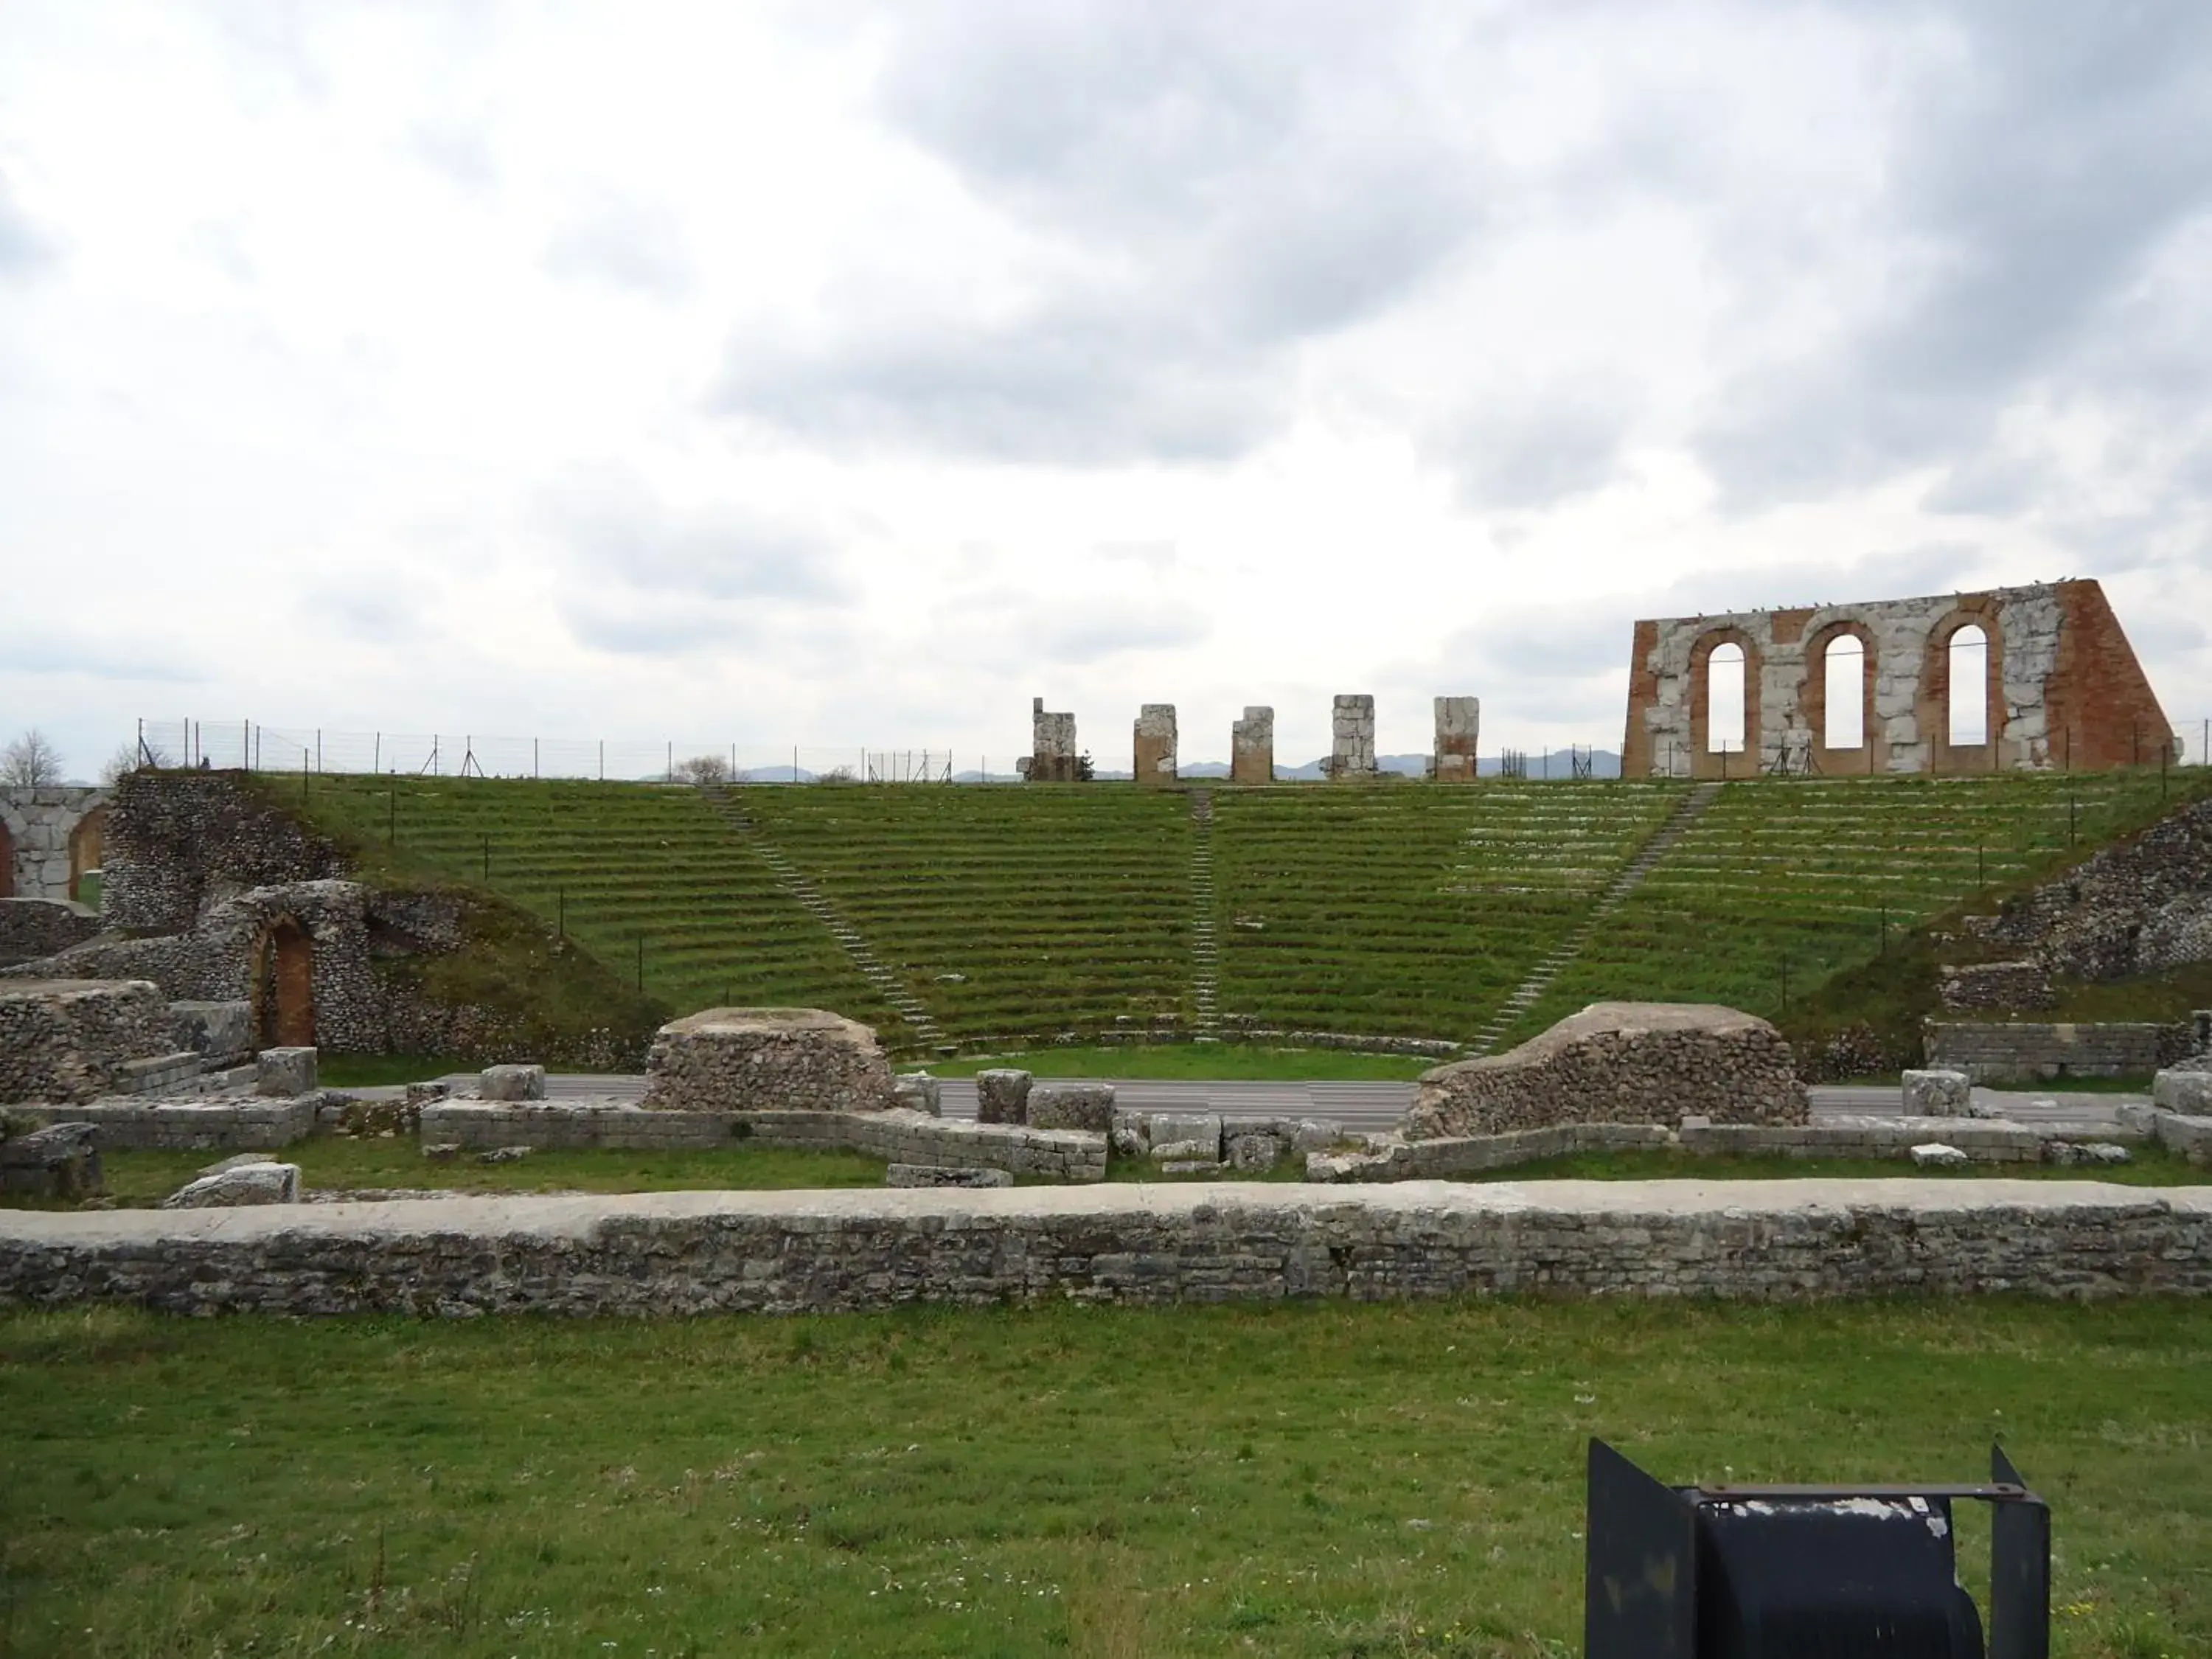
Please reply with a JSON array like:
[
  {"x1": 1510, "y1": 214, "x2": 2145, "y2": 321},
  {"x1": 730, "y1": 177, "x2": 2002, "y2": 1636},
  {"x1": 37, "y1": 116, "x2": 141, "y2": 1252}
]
[
  {"x1": 1622, "y1": 579, "x2": 2171, "y2": 776},
  {"x1": 0, "y1": 788, "x2": 108, "y2": 902}
]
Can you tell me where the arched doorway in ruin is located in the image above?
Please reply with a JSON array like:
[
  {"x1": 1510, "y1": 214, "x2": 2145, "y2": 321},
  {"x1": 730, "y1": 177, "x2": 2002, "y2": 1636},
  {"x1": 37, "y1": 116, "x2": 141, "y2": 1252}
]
[
  {"x1": 1686, "y1": 627, "x2": 1761, "y2": 779},
  {"x1": 68, "y1": 806, "x2": 107, "y2": 904},
  {"x1": 254, "y1": 916, "x2": 317, "y2": 1048}
]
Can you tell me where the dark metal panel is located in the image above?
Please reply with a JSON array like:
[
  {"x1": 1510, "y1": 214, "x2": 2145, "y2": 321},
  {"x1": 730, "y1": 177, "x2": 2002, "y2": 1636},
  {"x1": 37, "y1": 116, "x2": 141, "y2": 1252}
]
[
  {"x1": 1989, "y1": 1446, "x2": 2051, "y2": 1659},
  {"x1": 1585, "y1": 1439, "x2": 1697, "y2": 1659}
]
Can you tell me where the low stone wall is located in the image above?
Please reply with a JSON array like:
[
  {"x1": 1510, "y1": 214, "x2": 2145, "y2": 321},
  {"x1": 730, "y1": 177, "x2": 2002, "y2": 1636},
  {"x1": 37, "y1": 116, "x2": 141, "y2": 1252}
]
[
  {"x1": 0, "y1": 979, "x2": 178, "y2": 1105},
  {"x1": 4, "y1": 1182, "x2": 2205, "y2": 1315},
  {"x1": 421, "y1": 1101, "x2": 1107, "y2": 1181},
  {"x1": 1407, "y1": 1003, "x2": 1806, "y2": 1139},
  {"x1": 1924, "y1": 1020, "x2": 2193, "y2": 1081},
  {"x1": 6, "y1": 1094, "x2": 319, "y2": 1151},
  {"x1": 1307, "y1": 1115, "x2": 2054, "y2": 1181},
  {"x1": 0, "y1": 899, "x2": 102, "y2": 968},
  {"x1": 644, "y1": 1009, "x2": 894, "y2": 1113},
  {"x1": 1937, "y1": 960, "x2": 2054, "y2": 1011}
]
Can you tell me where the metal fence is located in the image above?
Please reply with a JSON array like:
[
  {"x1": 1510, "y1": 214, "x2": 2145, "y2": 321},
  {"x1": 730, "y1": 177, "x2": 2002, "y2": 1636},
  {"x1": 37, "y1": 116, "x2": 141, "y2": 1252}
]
[
  {"x1": 134, "y1": 715, "x2": 2212, "y2": 787},
  {"x1": 136, "y1": 721, "x2": 1001, "y2": 784}
]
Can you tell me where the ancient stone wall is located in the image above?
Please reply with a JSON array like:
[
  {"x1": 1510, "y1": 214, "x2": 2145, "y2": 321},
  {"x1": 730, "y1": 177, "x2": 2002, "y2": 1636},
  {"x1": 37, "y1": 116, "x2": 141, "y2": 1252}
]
[
  {"x1": 1022, "y1": 698, "x2": 1081, "y2": 783},
  {"x1": 1133, "y1": 704, "x2": 1178, "y2": 786},
  {"x1": 1972, "y1": 794, "x2": 2212, "y2": 982},
  {"x1": 0, "y1": 899, "x2": 102, "y2": 968},
  {"x1": 1432, "y1": 697, "x2": 1479, "y2": 782},
  {"x1": 0, "y1": 787, "x2": 108, "y2": 902},
  {"x1": 1406, "y1": 1003, "x2": 1807, "y2": 1139},
  {"x1": 1923, "y1": 1020, "x2": 2194, "y2": 1082},
  {"x1": 4, "y1": 1182, "x2": 2205, "y2": 1315},
  {"x1": 1231, "y1": 706, "x2": 1274, "y2": 785},
  {"x1": 1325, "y1": 695, "x2": 1377, "y2": 779},
  {"x1": 1621, "y1": 579, "x2": 2172, "y2": 778},
  {"x1": 644, "y1": 1008, "x2": 894, "y2": 1113},
  {"x1": 0, "y1": 980, "x2": 179, "y2": 1105},
  {"x1": 100, "y1": 770, "x2": 347, "y2": 932}
]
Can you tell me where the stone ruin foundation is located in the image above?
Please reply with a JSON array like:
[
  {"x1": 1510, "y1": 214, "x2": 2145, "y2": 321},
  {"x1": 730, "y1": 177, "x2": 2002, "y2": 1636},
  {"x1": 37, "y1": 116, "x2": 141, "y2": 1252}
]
[
  {"x1": 1133, "y1": 704, "x2": 1178, "y2": 787},
  {"x1": 1231, "y1": 706, "x2": 1275, "y2": 785},
  {"x1": 1622, "y1": 577, "x2": 2173, "y2": 778},
  {"x1": 1433, "y1": 696, "x2": 1480, "y2": 782},
  {"x1": 1325, "y1": 695, "x2": 1377, "y2": 779},
  {"x1": 642, "y1": 1007, "x2": 895, "y2": 1113},
  {"x1": 0, "y1": 979, "x2": 182, "y2": 1105},
  {"x1": 1405, "y1": 1001, "x2": 1808, "y2": 1139},
  {"x1": 1019, "y1": 698, "x2": 1081, "y2": 782}
]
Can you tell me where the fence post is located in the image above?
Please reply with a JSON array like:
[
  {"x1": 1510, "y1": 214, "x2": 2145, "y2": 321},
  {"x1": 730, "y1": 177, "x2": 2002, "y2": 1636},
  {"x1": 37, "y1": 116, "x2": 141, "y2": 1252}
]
[
  {"x1": 316, "y1": 729, "x2": 321, "y2": 775},
  {"x1": 534, "y1": 738, "x2": 539, "y2": 779},
  {"x1": 374, "y1": 731, "x2": 380, "y2": 773}
]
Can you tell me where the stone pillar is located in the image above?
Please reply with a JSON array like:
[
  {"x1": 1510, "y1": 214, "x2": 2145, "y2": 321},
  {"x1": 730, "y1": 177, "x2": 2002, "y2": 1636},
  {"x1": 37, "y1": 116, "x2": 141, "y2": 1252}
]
[
  {"x1": 1433, "y1": 696, "x2": 1479, "y2": 782},
  {"x1": 1133, "y1": 704, "x2": 1178, "y2": 786},
  {"x1": 1326, "y1": 695, "x2": 1377, "y2": 779},
  {"x1": 1022, "y1": 698, "x2": 1080, "y2": 783},
  {"x1": 1231, "y1": 706, "x2": 1274, "y2": 785}
]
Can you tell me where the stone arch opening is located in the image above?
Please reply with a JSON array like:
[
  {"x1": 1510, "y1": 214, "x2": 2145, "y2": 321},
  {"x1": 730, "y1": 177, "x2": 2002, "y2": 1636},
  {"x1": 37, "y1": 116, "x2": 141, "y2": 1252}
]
[
  {"x1": 0, "y1": 817, "x2": 13, "y2": 900},
  {"x1": 1948, "y1": 625, "x2": 1989, "y2": 745},
  {"x1": 1918, "y1": 600, "x2": 2006, "y2": 772},
  {"x1": 254, "y1": 915, "x2": 316, "y2": 1049},
  {"x1": 67, "y1": 806, "x2": 106, "y2": 904},
  {"x1": 1686, "y1": 627, "x2": 1761, "y2": 778},
  {"x1": 1798, "y1": 619, "x2": 1882, "y2": 773}
]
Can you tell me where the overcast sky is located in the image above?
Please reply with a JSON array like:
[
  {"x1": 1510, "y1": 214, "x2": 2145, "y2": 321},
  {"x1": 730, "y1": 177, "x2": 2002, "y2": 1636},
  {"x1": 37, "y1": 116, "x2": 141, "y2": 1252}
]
[{"x1": 5, "y1": 1, "x2": 2211, "y2": 777}]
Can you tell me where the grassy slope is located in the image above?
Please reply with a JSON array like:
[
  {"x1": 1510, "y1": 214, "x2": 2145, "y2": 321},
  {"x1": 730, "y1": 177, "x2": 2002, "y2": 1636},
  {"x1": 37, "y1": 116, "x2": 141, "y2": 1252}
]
[
  {"x1": 268, "y1": 769, "x2": 2210, "y2": 1062},
  {"x1": 2, "y1": 1299, "x2": 2205, "y2": 1657}
]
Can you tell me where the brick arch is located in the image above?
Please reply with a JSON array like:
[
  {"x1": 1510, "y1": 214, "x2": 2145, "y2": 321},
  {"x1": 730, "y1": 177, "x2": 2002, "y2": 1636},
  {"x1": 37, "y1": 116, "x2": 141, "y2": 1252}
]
[
  {"x1": 252, "y1": 914, "x2": 317, "y2": 1049},
  {"x1": 1799, "y1": 619, "x2": 1886, "y2": 773},
  {"x1": 1918, "y1": 597, "x2": 2006, "y2": 773},
  {"x1": 1687, "y1": 626, "x2": 1761, "y2": 779},
  {"x1": 67, "y1": 805, "x2": 107, "y2": 903}
]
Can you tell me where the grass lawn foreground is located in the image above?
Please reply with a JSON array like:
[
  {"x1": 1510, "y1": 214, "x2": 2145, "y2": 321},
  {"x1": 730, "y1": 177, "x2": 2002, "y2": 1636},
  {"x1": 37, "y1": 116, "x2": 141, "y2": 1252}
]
[{"x1": 1, "y1": 1299, "x2": 2205, "y2": 1658}]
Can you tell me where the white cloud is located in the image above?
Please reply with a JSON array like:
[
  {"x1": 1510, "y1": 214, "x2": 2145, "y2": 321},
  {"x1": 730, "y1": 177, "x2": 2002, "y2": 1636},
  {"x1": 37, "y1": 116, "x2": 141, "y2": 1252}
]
[{"x1": 3, "y1": 0, "x2": 2211, "y2": 787}]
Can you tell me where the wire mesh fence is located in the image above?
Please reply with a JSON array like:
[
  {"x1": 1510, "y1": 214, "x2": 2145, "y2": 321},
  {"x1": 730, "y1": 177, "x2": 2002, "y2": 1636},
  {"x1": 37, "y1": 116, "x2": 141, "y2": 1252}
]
[
  {"x1": 133, "y1": 714, "x2": 2212, "y2": 788},
  {"x1": 136, "y1": 721, "x2": 1006, "y2": 784}
]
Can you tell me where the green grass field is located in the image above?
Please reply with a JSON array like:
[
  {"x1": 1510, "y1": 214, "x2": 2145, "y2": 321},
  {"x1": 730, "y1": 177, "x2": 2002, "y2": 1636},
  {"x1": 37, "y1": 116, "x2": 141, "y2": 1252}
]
[
  {"x1": 3, "y1": 1298, "x2": 2204, "y2": 1657},
  {"x1": 276, "y1": 769, "x2": 2210, "y2": 1057}
]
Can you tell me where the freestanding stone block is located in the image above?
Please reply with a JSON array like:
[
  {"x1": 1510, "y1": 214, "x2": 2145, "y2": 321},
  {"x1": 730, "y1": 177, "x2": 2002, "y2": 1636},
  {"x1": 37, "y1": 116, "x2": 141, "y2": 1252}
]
[
  {"x1": 892, "y1": 1072, "x2": 942, "y2": 1116},
  {"x1": 481, "y1": 1063, "x2": 547, "y2": 1102},
  {"x1": 975, "y1": 1068, "x2": 1033, "y2": 1125},
  {"x1": 1027, "y1": 1082, "x2": 1116, "y2": 1133},
  {"x1": 1406, "y1": 1003, "x2": 1807, "y2": 1139},
  {"x1": 160, "y1": 1161, "x2": 302, "y2": 1207},
  {"x1": 1231, "y1": 706, "x2": 1274, "y2": 785},
  {"x1": 1326, "y1": 695, "x2": 1377, "y2": 779},
  {"x1": 2153, "y1": 1067, "x2": 2212, "y2": 1114},
  {"x1": 0, "y1": 1121, "x2": 102, "y2": 1198},
  {"x1": 644, "y1": 1009, "x2": 894, "y2": 1113},
  {"x1": 1149, "y1": 1110, "x2": 1222, "y2": 1161},
  {"x1": 1901, "y1": 1068, "x2": 1972, "y2": 1116},
  {"x1": 170, "y1": 1000, "x2": 252, "y2": 1065},
  {"x1": 1433, "y1": 697, "x2": 1480, "y2": 782},
  {"x1": 255, "y1": 1046, "x2": 318, "y2": 1097},
  {"x1": 1133, "y1": 705, "x2": 1178, "y2": 787}
]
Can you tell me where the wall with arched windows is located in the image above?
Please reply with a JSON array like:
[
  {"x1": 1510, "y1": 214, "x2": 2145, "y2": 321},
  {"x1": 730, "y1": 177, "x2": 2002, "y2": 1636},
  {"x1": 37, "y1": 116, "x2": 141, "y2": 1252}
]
[{"x1": 1621, "y1": 580, "x2": 2174, "y2": 777}]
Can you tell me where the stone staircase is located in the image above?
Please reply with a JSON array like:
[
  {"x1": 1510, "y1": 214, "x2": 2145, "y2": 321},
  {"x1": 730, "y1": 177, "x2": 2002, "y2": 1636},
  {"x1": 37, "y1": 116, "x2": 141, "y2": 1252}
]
[
  {"x1": 1189, "y1": 790, "x2": 1220, "y2": 1037},
  {"x1": 1464, "y1": 782, "x2": 1724, "y2": 1055},
  {"x1": 697, "y1": 786, "x2": 943, "y2": 1048}
]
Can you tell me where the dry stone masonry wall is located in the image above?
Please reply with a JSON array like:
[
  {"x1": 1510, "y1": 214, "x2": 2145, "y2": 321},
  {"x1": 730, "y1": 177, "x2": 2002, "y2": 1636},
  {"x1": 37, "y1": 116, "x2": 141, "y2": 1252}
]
[
  {"x1": 1022, "y1": 698, "x2": 1081, "y2": 783},
  {"x1": 1923, "y1": 1020, "x2": 2194, "y2": 1082},
  {"x1": 643, "y1": 1008, "x2": 895, "y2": 1113},
  {"x1": 4, "y1": 1181, "x2": 2205, "y2": 1316},
  {"x1": 0, "y1": 980, "x2": 180, "y2": 1105},
  {"x1": 0, "y1": 899, "x2": 102, "y2": 968},
  {"x1": 0, "y1": 787, "x2": 108, "y2": 903},
  {"x1": 1326, "y1": 695, "x2": 1377, "y2": 779},
  {"x1": 1406, "y1": 1002, "x2": 1807, "y2": 1139}
]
